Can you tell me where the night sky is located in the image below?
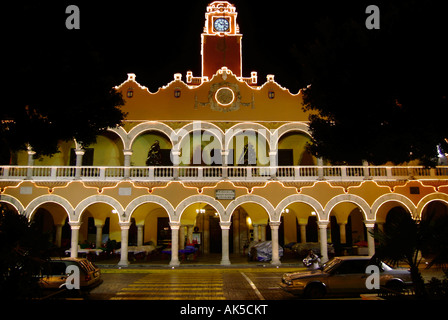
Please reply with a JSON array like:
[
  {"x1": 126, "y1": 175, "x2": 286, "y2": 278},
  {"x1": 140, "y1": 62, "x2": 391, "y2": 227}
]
[
  {"x1": 6, "y1": 0, "x2": 388, "y2": 93},
  {"x1": 5, "y1": 0, "x2": 447, "y2": 94}
]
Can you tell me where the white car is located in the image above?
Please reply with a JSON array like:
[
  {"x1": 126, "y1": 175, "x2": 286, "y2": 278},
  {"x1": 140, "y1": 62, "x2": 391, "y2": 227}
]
[
  {"x1": 280, "y1": 256, "x2": 412, "y2": 298},
  {"x1": 39, "y1": 257, "x2": 102, "y2": 292}
]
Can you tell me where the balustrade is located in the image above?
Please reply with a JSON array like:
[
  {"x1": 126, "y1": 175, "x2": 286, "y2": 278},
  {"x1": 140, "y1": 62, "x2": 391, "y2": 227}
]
[{"x1": 0, "y1": 165, "x2": 446, "y2": 182}]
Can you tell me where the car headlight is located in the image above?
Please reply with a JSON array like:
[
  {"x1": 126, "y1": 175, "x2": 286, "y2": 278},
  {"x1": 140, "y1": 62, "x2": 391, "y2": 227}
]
[{"x1": 292, "y1": 280, "x2": 307, "y2": 288}]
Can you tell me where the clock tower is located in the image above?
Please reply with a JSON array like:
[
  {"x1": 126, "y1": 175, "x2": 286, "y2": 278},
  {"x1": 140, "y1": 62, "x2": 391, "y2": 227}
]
[{"x1": 201, "y1": 1, "x2": 242, "y2": 79}]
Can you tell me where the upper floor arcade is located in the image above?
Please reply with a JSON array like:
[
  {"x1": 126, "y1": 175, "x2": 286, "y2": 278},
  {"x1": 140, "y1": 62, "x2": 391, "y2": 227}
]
[{"x1": 4, "y1": 117, "x2": 448, "y2": 184}]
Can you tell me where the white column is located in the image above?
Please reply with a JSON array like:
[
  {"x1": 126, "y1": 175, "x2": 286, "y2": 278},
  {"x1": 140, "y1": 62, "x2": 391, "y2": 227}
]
[
  {"x1": 186, "y1": 225, "x2": 194, "y2": 244},
  {"x1": 95, "y1": 223, "x2": 104, "y2": 248},
  {"x1": 171, "y1": 150, "x2": 181, "y2": 179},
  {"x1": 118, "y1": 222, "x2": 131, "y2": 266},
  {"x1": 269, "y1": 151, "x2": 277, "y2": 178},
  {"x1": 69, "y1": 221, "x2": 82, "y2": 258},
  {"x1": 338, "y1": 222, "x2": 347, "y2": 244},
  {"x1": 221, "y1": 150, "x2": 229, "y2": 178},
  {"x1": 365, "y1": 221, "x2": 376, "y2": 256},
  {"x1": 362, "y1": 160, "x2": 370, "y2": 179},
  {"x1": 317, "y1": 158, "x2": 324, "y2": 179},
  {"x1": 270, "y1": 221, "x2": 281, "y2": 266},
  {"x1": 137, "y1": 224, "x2": 144, "y2": 247},
  {"x1": 252, "y1": 224, "x2": 259, "y2": 241},
  {"x1": 123, "y1": 149, "x2": 133, "y2": 178},
  {"x1": 299, "y1": 221, "x2": 307, "y2": 243},
  {"x1": 75, "y1": 148, "x2": 85, "y2": 178},
  {"x1": 169, "y1": 222, "x2": 180, "y2": 266},
  {"x1": 318, "y1": 221, "x2": 329, "y2": 263},
  {"x1": 26, "y1": 147, "x2": 35, "y2": 179},
  {"x1": 179, "y1": 225, "x2": 185, "y2": 250},
  {"x1": 260, "y1": 224, "x2": 267, "y2": 241},
  {"x1": 123, "y1": 149, "x2": 132, "y2": 166},
  {"x1": 220, "y1": 221, "x2": 231, "y2": 265},
  {"x1": 27, "y1": 148, "x2": 35, "y2": 166}
]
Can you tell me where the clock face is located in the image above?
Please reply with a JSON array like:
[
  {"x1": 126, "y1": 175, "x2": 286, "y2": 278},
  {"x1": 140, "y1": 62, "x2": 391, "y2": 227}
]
[{"x1": 214, "y1": 18, "x2": 229, "y2": 32}]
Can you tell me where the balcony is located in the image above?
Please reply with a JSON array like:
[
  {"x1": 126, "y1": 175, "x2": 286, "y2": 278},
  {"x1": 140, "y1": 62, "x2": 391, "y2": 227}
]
[{"x1": 1, "y1": 165, "x2": 447, "y2": 182}]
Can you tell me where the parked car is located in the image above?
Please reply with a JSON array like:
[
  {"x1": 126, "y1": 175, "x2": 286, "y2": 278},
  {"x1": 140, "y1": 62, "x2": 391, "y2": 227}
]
[
  {"x1": 39, "y1": 257, "x2": 102, "y2": 293},
  {"x1": 280, "y1": 256, "x2": 412, "y2": 298}
]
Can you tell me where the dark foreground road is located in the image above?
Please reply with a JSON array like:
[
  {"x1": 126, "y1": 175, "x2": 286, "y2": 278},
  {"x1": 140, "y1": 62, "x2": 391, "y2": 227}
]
[{"x1": 89, "y1": 267, "x2": 301, "y2": 300}]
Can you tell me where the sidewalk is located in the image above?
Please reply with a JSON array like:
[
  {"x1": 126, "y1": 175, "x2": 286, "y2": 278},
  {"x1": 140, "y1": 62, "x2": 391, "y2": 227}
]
[{"x1": 95, "y1": 253, "x2": 304, "y2": 270}]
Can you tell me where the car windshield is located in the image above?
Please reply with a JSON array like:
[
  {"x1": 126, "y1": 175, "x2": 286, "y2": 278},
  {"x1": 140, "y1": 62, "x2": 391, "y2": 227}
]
[
  {"x1": 322, "y1": 258, "x2": 394, "y2": 274},
  {"x1": 380, "y1": 261, "x2": 393, "y2": 271},
  {"x1": 322, "y1": 258, "x2": 341, "y2": 273}
]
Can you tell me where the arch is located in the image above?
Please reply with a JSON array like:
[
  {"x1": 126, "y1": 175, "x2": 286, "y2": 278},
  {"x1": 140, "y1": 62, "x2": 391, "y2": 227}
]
[
  {"x1": 225, "y1": 194, "x2": 275, "y2": 222},
  {"x1": 275, "y1": 194, "x2": 325, "y2": 221},
  {"x1": 176, "y1": 194, "x2": 226, "y2": 222},
  {"x1": 125, "y1": 195, "x2": 175, "y2": 221},
  {"x1": 324, "y1": 194, "x2": 372, "y2": 222},
  {"x1": 371, "y1": 193, "x2": 416, "y2": 220},
  {"x1": 416, "y1": 193, "x2": 448, "y2": 220},
  {"x1": 127, "y1": 121, "x2": 176, "y2": 150},
  {"x1": 24, "y1": 194, "x2": 74, "y2": 221},
  {"x1": 272, "y1": 122, "x2": 312, "y2": 150},
  {"x1": 106, "y1": 126, "x2": 128, "y2": 150},
  {"x1": 0, "y1": 194, "x2": 25, "y2": 215},
  {"x1": 225, "y1": 122, "x2": 271, "y2": 151},
  {"x1": 74, "y1": 195, "x2": 124, "y2": 222},
  {"x1": 175, "y1": 121, "x2": 225, "y2": 150}
]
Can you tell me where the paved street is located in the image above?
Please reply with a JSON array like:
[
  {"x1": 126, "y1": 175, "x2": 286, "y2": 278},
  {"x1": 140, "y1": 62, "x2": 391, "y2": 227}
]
[
  {"x1": 87, "y1": 263, "x2": 445, "y2": 301},
  {"x1": 53, "y1": 265, "x2": 446, "y2": 319},
  {"x1": 89, "y1": 267, "x2": 300, "y2": 300}
]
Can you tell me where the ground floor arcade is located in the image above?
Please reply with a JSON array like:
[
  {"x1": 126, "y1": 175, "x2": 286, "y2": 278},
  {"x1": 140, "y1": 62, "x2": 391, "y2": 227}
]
[{"x1": 1, "y1": 178, "x2": 448, "y2": 266}]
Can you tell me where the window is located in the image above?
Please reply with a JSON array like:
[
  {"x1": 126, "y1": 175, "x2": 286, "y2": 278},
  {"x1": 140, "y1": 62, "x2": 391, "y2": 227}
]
[
  {"x1": 42, "y1": 262, "x2": 67, "y2": 276},
  {"x1": 334, "y1": 260, "x2": 369, "y2": 274},
  {"x1": 410, "y1": 186, "x2": 420, "y2": 194}
]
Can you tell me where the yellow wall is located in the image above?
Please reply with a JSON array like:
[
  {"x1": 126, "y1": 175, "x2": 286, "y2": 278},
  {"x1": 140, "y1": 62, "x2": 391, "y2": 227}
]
[
  {"x1": 116, "y1": 72, "x2": 312, "y2": 122},
  {"x1": 278, "y1": 132, "x2": 315, "y2": 165}
]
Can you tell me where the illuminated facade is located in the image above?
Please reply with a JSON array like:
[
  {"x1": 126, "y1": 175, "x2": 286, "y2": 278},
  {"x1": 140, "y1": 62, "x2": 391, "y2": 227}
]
[{"x1": 1, "y1": 1, "x2": 447, "y2": 267}]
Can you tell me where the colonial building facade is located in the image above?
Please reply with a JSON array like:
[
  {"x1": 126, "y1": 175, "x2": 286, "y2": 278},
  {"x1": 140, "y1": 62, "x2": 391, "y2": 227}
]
[{"x1": 1, "y1": 1, "x2": 447, "y2": 266}]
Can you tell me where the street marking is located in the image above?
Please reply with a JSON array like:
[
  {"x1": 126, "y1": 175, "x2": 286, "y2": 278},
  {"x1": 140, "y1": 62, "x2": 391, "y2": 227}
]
[
  {"x1": 100, "y1": 267, "x2": 302, "y2": 274},
  {"x1": 111, "y1": 271, "x2": 226, "y2": 300},
  {"x1": 112, "y1": 295, "x2": 226, "y2": 300},
  {"x1": 240, "y1": 272, "x2": 265, "y2": 300},
  {"x1": 130, "y1": 283, "x2": 223, "y2": 286},
  {"x1": 122, "y1": 287, "x2": 223, "y2": 291}
]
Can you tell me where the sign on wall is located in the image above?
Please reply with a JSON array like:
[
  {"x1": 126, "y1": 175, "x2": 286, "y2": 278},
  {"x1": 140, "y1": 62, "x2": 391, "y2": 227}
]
[{"x1": 215, "y1": 189, "x2": 235, "y2": 200}]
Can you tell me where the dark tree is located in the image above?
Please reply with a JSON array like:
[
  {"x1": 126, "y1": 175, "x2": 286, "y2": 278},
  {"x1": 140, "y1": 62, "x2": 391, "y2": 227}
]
[
  {"x1": 1, "y1": 3, "x2": 126, "y2": 164},
  {"x1": 372, "y1": 206, "x2": 448, "y2": 298},
  {"x1": 0, "y1": 207, "x2": 52, "y2": 299},
  {"x1": 297, "y1": 1, "x2": 448, "y2": 166}
]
